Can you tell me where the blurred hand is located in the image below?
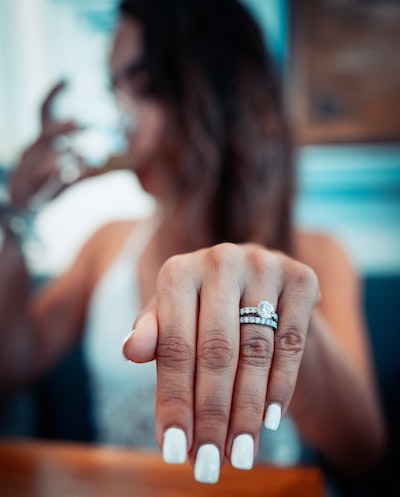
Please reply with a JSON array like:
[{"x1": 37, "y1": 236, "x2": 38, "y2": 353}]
[
  {"x1": 123, "y1": 242, "x2": 320, "y2": 482},
  {"x1": 9, "y1": 81, "x2": 96, "y2": 211}
]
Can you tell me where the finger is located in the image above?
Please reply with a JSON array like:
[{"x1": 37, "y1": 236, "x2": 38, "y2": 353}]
[
  {"x1": 123, "y1": 299, "x2": 158, "y2": 363},
  {"x1": 227, "y1": 255, "x2": 280, "y2": 470},
  {"x1": 76, "y1": 164, "x2": 103, "y2": 181},
  {"x1": 41, "y1": 80, "x2": 67, "y2": 127},
  {"x1": 191, "y1": 245, "x2": 241, "y2": 483},
  {"x1": 264, "y1": 263, "x2": 319, "y2": 430},
  {"x1": 154, "y1": 255, "x2": 199, "y2": 464},
  {"x1": 41, "y1": 121, "x2": 81, "y2": 142}
]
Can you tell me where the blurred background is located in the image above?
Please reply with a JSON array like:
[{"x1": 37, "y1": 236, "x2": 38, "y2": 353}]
[
  {"x1": 0, "y1": 0, "x2": 399, "y2": 490},
  {"x1": 0, "y1": 0, "x2": 399, "y2": 276}
]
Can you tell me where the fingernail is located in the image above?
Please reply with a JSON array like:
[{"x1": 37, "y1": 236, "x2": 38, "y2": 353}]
[
  {"x1": 122, "y1": 329, "x2": 135, "y2": 348},
  {"x1": 231, "y1": 434, "x2": 254, "y2": 470},
  {"x1": 121, "y1": 329, "x2": 135, "y2": 360},
  {"x1": 194, "y1": 444, "x2": 220, "y2": 484},
  {"x1": 264, "y1": 402, "x2": 281, "y2": 430},
  {"x1": 162, "y1": 427, "x2": 187, "y2": 464}
]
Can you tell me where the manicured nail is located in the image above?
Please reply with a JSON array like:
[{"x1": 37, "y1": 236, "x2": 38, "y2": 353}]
[
  {"x1": 264, "y1": 402, "x2": 281, "y2": 430},
  {"x1": 162, "y1": 427, "x2": 187, "y2": 464},
  {"x1": 122, "y1": 329, "x2": 135, "y2": 348},
  {"x1": 121, "y1": 329, "x2": 135, "y2": 360},
  {"x1": 194, "y1": 444, "x2": 220, "y2": 484},
  {"x1": 231, "y1": 434, "x2": 254, "y2": 470}
]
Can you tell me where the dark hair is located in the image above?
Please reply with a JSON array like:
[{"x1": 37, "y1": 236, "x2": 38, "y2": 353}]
[{"x1": 119, "y1": 0, "x2": 294, "y2": 252}]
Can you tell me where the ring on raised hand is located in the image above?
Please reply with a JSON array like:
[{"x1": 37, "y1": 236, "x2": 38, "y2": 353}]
[{"x1": 239, "y1": 300, "x2": 278, "y2": 330}]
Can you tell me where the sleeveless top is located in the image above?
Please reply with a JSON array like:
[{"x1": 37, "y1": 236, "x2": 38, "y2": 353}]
[{"x1": 82, "y1": 218, "x2": 302, "y2": 464}]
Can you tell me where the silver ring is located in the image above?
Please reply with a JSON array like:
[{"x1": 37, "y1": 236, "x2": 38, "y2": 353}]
[
  {"x1": 239, "y1": 315, "x2": 278, "y2": 330},
  {"x1": 239, "y1": 300, "x2": 278, "y2": 322}
]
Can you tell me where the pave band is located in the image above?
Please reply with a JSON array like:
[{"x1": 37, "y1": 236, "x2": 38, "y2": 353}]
[{"x1": 239, "y1": 316, "x2": 278, "y2": 330}]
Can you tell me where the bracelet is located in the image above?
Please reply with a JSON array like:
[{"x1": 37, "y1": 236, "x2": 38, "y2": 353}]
[
  {"x1": 0, "y1": 169, "x2": 38, "y2": 242},
  {"x1": 0, "y1": 204, "x2": 36, "y2": 239}
]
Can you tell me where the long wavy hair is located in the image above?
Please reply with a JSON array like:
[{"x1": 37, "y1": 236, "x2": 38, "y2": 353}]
[{"x1": 119, "y1": 0, "x2": 294, "y2": 253}]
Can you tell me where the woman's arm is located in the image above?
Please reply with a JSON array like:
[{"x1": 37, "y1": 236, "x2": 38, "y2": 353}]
[
  {"x1": 0, "y1": 229, "x2": 35, "y2": 391},
  {"x1": 290, "y1": 233, "x2": 386, "y2": 474},
  {"x1": 0, "y1": 224, "x2": 98, "y2": 394}
]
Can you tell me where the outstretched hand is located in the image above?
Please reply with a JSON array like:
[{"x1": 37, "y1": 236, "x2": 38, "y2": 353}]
[{"x1": 123, "y1": 242, "x2": 320, "y2": 483}]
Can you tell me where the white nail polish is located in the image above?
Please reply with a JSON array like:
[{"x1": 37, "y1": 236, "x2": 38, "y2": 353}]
[
  {"x1": 194, "y1": 444, "x2": 220, "y2": 484},
  {"x1": 264, "y1": 403, "x2": 282, "y2": 430},
  {"x1": 122, "y1": 328, "x2": 135, "y2": 348},
  {"x1": 121, "y1": 329, "x2": 135, "y2": 360},
  {"x1": 162, "y1": 427, "x2": 187, "y2": 464},
  {"x1": 231, "y1": 434, "x2": 254, "y2": 470}
]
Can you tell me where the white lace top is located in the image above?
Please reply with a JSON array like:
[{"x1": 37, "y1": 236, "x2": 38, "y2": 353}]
[{"x1": 82, "y1": 218, "x2": 302, "y2": 464}]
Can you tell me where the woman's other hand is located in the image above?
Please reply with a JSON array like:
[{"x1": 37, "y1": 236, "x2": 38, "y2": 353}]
[{"x1": 9, "y1": 81, "x2": 91, "y2": 211}]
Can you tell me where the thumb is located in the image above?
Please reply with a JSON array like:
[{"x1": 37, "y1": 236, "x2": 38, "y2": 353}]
[{"x1": 122, "y1": 300, "x2": 158, "y2": 363}]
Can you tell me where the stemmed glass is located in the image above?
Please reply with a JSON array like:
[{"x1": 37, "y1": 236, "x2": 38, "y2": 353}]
[{"x1": 27, "y1": 80, "x2": 133, "y2": 213}]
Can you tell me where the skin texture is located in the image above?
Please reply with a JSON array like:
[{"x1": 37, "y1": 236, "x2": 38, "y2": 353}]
[{"x1": 0, "y1": 7, "x2": 386, "y2": 483}]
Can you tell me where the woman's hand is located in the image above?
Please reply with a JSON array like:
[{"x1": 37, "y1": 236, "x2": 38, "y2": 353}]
[
  {"x1": 123, "y1": 242, "x2": 320, "y2": 483},
  {"x1": 9, "y1": 81, "x2": 93, "y2": 211}
]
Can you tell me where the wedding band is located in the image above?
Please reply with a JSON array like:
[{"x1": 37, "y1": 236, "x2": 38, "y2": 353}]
[
  {"x1": 239, "y1": 300, "x2": 278, "y2": 322},
  {"x1": 239, "y1": 315, "x2": 278, "y2": 330}
]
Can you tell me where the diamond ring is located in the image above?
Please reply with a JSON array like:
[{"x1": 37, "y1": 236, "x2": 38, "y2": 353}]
[{"x1": 239, "y1": 301, "x2": 278, "y2": 330}]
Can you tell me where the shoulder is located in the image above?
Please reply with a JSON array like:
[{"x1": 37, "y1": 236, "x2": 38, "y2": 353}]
[
  {"x1": 292, "y1": 233, "x2": 370, "y2": 377},
  {"x1": 294, "y1": 229, "x2": 353, "y2": 267},
  {"x1": 293, "y1": 229, "x2": 365, "y2": 332},
  {"x1": 76, "y1": 219, "x2": 138, "y2": 273},
  {"x1": 31, "y1": 219, "x2": 140, "y2": 347},
  {"x1": 293, "y1": 229, "x2": 359, "y2": 287},
  {"x1": 82, "y1": 219, "x2": 136, "y2": 251}
]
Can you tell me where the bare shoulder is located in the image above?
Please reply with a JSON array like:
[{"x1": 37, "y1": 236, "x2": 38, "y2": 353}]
[
  {"x1": 294, "y1": 229, "x2": 358, "y2": 283},
  {"x1": 78, "y1": 219, "x2": 137, "y2": 272},
  {"x1": 293, "y1": 232, "x2": 370, "y2": 377},
  {"x1": 31, "y1": 218, "x2": 140, "y2": 353},
  {"x1": 83, "y1": 219, "x2": 136, "y2": 250},
  {"x1": 293, "y1": 229, "x2": 365, "y2": 347}
]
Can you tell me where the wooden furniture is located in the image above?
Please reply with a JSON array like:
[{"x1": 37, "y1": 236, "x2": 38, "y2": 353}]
[
  {"x1": 0, "y1": 438, "x2": 325, "y2": 497},
  {"x1": 287, "y1": 0, "x2": 400, "y2": 145}
]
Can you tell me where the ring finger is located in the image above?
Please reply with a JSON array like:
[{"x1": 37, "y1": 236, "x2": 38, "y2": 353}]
[{"x1": 227, "y1": 292, "x2": 278, "y2": 470}]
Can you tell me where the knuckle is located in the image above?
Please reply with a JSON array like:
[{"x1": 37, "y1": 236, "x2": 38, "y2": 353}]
[
  {"x1": 157, "y1": 334, "x2": 194, "y2": 370},
  {"x1": 245, "y1": 244, "x2": 274, "y2": 275},
  {"x1": 275, "y1": 325, "x2": 305, "y2": 356},
  {"x1": 198, "y1": 335, "x2": 236, "y2": 371},
  {"x1": 196, "y1": 401, "x2": 230, "y2": 426},
  {"x1": 240, "y1": 335, "x2": 274, "y2": 368},
  {"x1": 235, "y1": 394, "x2": 264, "y2": 419},
  {"x1": 244, "y1": 245, "x2": 282, "y2": 285},
  {"x1": 206, "y1": 242, "x2": 241, "y2": 275},
  {"x1": 158, "y1": 255, "x2": 187, "y2": 287},
  {"x1": 291, "y1": 263, "x2": 319, "y2": 293},
  {"x1": 158, "y1": 386, "x2": 191, "y2": 411}
]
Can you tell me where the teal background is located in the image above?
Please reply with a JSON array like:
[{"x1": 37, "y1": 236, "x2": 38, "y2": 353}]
[{"x1": 2, "y1": 0, "x2": 398, "y2": 276}]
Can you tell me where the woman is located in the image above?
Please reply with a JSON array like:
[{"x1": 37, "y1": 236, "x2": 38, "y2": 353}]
[{"x1": 0, "y1": 0, "x2": 385, "y2": 485}]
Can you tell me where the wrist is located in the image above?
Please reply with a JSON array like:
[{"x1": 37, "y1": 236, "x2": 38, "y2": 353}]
[{"x1": 0, "y1": 204, "x2": 36, "y2": 242}]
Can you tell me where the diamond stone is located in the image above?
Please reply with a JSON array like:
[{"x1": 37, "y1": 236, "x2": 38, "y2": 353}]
[{"x1": 257, "y1": 301, "x2": 275, "y2": 319}]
